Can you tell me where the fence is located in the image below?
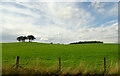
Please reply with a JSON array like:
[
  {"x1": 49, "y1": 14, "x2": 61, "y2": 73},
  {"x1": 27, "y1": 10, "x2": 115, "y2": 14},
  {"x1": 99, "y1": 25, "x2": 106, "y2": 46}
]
[{"x1": 9, "y1": 56, "x2": 107, "y2": 74}]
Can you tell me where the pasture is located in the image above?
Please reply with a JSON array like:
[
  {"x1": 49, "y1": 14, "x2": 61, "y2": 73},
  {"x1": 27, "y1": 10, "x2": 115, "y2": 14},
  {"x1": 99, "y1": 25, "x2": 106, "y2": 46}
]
[{"x1": 2, "y1": 42, "x2": 118, "y2": 75}]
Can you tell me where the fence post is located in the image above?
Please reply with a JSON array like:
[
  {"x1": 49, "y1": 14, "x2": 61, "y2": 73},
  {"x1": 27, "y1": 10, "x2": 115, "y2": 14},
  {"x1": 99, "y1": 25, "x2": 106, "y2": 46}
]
[
  {"x1": 15, "y1": 56, "x2": 19, "y2": 70},
  {"x1": 59, "y1": 58, "x2": 61, "y2": 73},
  {"x1": 104, "y1": 57, "x2": 106, "y2": 73}
]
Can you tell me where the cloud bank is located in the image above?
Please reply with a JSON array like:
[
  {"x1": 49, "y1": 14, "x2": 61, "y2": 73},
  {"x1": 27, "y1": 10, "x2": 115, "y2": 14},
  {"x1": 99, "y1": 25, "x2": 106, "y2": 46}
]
[{"x1": 0, "y1": 2, "x2": 118, "y2": 43}]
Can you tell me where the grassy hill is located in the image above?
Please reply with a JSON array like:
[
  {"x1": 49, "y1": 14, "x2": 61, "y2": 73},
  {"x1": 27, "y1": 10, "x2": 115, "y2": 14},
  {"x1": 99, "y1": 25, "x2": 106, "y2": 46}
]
[{"x1": 2, "y1": 42, "x2": 118, "y2": 74}]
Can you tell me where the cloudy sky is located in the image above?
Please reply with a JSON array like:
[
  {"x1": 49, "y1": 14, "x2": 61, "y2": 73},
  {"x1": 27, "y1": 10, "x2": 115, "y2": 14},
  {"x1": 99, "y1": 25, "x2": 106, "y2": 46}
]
[{"x1": 0, "y1": 2, "x2": 118, "y2": 43}]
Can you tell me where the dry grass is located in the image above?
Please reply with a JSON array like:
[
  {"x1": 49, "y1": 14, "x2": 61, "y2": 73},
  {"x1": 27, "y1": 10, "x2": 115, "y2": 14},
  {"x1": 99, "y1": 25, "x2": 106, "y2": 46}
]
[
  {"x1": 2, "y1": 62, "x2": 119, "y2": 75},
  {"x1": 106, "y1": 62, "x2": 118, "y2": 74}
]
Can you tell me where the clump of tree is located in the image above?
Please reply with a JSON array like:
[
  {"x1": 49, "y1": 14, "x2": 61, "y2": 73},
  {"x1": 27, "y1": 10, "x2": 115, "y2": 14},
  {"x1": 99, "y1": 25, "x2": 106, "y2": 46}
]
[
  {"x1": 17, "y1": 35, "x2": 36, "y2": 42},
  {"x1": 27, "y1": 35, "x2": 36, "y2": 42},
  {"x1": 70, "y1": 41, "x2": 103, "y2": 44}
]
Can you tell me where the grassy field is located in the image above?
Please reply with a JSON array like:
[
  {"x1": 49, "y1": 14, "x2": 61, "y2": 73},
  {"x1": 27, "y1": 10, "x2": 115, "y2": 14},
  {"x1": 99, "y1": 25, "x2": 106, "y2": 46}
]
[{"x1": 2, "y1": 42, "x2": 118, "y2": 75}]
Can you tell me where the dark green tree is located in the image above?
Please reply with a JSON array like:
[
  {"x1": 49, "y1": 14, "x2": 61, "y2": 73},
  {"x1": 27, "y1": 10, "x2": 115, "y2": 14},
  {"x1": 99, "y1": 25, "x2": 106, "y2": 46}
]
[
  {"x1": 17, "y1": 36, "x2": 22, "y2": 42},
  {"x1": 22, "y1": 36, "x2": 28, "y2": 42},
  {"x1": 27, "y1": 35, "x2": 36, "y2": 42},
  {"x1": 17, "y1": 36, "x2": 28, "y2": 42}
]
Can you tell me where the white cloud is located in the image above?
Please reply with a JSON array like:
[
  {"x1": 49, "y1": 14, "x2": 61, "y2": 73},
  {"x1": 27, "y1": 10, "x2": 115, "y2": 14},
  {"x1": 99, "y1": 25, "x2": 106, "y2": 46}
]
[
  {"x1": 89, "y1": 2, "x2": 105, "y2": 14},
  {"x1": 79, "y1": 22, "x2": 118, "y2": 43},
  {"x1": 1, "y1": 0, "x2": 120, "y2": 2},
  {"x1": 89, "y1": 2, "x2": 118, "y2": 17},
  {"x1": 0, "y1": 2, "x2": 118, "y2": 43},
  {"x1": 107, "y1": 3, "x2": 118, "y2": 17}
]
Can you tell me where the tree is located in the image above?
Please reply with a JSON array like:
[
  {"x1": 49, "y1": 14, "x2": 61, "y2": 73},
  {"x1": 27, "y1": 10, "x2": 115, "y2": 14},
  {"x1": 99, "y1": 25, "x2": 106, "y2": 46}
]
[
  {"x1": 17, "y1": 36, "x2": 28, "y2": 42},
  {"x1": 22, "y1": 36, "x2": 28, "y2": 42},
  {"x1": 17, "y1": 36, "x2": 22, "y2": 42},
  {"x1": 27, "y1": 35, "x2": 36, "y2": 42}
]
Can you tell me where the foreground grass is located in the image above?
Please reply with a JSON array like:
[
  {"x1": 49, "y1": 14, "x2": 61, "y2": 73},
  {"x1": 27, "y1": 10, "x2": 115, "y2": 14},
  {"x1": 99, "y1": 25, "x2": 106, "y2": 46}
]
[
  {"x1": 2, "y1": 42, "x2": 118, "y2": 75},
  {"x1": 2, "y1": 62, "x2": 118, "y2": 75}
]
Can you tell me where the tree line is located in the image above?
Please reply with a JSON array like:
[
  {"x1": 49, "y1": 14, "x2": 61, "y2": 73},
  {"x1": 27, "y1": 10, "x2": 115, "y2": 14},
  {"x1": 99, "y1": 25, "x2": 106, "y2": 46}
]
[
  {"x1": 70, "y1": 41, "x2": 103, "y2": 44},
  {"x1": 17, "y1": 35, "x2": 36, "y2": 42}
]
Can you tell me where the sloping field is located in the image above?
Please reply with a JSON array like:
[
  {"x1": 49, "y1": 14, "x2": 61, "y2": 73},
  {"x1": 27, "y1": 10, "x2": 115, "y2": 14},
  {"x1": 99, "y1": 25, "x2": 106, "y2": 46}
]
[{"x1": 2, "y1": 42, "x2": 118, "y2": 74}]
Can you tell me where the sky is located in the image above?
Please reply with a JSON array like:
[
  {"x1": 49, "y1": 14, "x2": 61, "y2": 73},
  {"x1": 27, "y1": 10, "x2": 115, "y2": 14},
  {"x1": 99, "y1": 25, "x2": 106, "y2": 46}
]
[{"x1": 0, "y1": 2, "x2": 118, "y2": 44}]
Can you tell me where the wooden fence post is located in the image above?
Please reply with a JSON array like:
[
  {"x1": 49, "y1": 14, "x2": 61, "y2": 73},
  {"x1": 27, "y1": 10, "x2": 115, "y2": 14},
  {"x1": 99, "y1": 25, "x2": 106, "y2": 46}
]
[
  {"x1": 15, "y1": 56, "x2": 19, "y2": 70},
  {"x1": 104, "y1": 57, "x2": 106, "y2": 73},
  {"x1": 59, "y1": 58, "x2": 61, "y2": 73}
]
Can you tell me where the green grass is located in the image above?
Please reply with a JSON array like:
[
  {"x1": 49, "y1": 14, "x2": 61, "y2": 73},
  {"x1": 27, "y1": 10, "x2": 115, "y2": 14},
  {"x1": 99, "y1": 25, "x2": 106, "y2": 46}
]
[{"x1": 2, "y1": 42, "x2": 118, "y2": 74}]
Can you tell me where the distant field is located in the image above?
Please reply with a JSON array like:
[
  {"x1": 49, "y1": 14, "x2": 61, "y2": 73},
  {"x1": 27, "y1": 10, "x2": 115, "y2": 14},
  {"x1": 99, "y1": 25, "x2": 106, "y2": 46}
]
[{"x1": 2, "y1": 42, "x2": 118, "y2": 74}]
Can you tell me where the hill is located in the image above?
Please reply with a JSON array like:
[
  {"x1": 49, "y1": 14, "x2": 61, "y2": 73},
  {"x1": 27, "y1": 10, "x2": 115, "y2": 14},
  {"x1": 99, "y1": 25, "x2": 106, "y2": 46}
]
[{"x1": 2, "y1": 42, "x2": 118, "y2": 74}]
